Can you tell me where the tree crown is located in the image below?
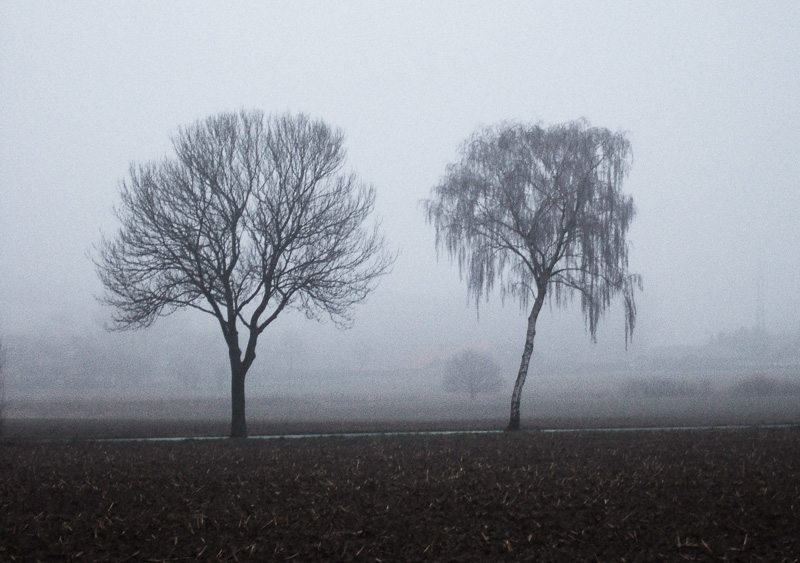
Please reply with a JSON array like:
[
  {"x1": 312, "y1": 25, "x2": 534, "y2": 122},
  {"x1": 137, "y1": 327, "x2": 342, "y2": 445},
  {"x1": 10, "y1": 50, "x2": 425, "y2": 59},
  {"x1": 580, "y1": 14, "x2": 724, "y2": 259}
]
[
  {"x1": 425, "y1": 119, "x2": 641, "y2": 343},
  {"x1": 95, "y1": 110, "x2": 394, "y2": 337},
  {"x1": 443, "y1": 349, "x2": 502, "y2": 398}
]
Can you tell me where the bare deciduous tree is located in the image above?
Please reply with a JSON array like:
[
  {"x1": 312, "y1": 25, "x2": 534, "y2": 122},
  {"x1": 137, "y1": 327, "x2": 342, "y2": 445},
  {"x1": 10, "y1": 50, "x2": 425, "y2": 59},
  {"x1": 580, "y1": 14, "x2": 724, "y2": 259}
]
[
  {"x1": 425, "y1": 120, "x2": 641, "y2": 430},
  {"x1": 443, "y1": 349, "x2": 502, "y2": 400},
  {"x1": 95, "y1": 110, "x2": 394, "y2": 437}
]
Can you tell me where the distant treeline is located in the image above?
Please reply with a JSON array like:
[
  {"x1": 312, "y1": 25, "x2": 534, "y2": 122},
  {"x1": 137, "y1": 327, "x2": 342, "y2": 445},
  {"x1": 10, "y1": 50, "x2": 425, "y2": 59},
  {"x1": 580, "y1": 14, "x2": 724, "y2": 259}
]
[
  {"x1": 3, "y1": 331, "x2": 229, "y2": 399},
  {"x1": 3, "y1": 326, "x2": 799, "y2": 401},
  {"x1": 622, "y1": 374, "x2": 800, "y2": 398}
]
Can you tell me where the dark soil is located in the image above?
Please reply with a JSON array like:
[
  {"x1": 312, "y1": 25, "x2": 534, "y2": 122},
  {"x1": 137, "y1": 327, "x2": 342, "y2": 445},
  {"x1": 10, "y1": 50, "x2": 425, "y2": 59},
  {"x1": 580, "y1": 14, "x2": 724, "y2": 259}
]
[{"x1": 2, "y1": 428, "x2": 799, "y2": 562}]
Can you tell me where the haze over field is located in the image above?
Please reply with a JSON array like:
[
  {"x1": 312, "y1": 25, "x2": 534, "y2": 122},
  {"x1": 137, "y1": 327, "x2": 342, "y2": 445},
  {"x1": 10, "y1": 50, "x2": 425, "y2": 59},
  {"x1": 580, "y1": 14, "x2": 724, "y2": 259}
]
[{"x1": 1, "y1": 2, "x2": 799, "y2": 407}]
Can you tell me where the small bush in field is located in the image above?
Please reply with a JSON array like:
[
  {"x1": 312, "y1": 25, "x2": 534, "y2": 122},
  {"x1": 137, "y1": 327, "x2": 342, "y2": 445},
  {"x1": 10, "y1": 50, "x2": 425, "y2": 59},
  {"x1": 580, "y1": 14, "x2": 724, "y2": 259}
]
[{"x1": 443, "y1": 350, "x2": 503, "y2": 400}]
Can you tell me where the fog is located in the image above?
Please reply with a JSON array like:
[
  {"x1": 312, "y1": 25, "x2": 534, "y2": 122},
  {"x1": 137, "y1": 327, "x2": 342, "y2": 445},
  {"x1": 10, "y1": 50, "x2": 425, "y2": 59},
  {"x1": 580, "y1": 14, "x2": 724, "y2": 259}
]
[{"x1": 1, "y1": 2, "x2": 799, "y2": 419}]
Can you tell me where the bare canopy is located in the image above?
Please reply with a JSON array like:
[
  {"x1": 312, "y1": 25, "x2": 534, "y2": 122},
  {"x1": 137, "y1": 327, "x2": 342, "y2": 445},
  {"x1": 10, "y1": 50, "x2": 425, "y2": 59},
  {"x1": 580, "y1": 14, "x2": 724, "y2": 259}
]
[
  {"x1": 425, "y1": 119, "x2": 641, "y2": 430},
  {"x1": 95, "y1": 110, "x2": 394, "y2": 437},
  {"x1": 443, "y1": 349, "x2": 502, "y2": 400}
]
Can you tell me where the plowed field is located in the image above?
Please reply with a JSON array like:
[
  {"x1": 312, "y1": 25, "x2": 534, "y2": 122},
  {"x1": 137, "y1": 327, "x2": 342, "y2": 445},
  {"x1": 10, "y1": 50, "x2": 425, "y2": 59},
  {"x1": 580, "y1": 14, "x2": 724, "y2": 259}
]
[{"x1": 2, "y1": 428, "x2": 799, "y2": 561}]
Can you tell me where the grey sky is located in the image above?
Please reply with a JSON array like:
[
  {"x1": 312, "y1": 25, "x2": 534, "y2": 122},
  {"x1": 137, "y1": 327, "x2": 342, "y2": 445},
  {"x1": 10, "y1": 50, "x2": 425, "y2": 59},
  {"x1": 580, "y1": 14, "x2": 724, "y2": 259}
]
[{"x1": 1, "y1": 1, "x2": 799, "y2": 380}]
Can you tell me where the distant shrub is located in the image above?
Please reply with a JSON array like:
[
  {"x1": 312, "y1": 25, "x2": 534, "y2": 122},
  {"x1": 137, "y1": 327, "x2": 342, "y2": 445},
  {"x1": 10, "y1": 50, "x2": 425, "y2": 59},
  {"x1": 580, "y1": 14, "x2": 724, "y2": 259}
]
[
  {"x1": 728, "y1": 374, "x2": 800, "y2": 397},
  {"x1": 622, "y1": 377, "x2": 710, "y2": 398},
  {"x1": 443, "y1": 350, "x2": 503, "y2": 400}
]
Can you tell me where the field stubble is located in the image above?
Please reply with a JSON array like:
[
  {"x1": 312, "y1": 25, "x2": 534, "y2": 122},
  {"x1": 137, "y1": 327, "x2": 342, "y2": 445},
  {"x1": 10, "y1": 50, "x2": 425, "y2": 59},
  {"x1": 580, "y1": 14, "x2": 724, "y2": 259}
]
[{"x1": 1, "y1": 428, "x2": 799, "y2": 562}]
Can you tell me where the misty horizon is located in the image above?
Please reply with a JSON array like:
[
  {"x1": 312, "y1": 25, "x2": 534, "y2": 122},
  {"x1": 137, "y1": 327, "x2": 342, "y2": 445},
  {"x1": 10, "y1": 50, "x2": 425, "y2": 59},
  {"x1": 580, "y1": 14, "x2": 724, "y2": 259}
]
[{"x1": 2, "y1": 2, "x2": 799, "y2": 411}]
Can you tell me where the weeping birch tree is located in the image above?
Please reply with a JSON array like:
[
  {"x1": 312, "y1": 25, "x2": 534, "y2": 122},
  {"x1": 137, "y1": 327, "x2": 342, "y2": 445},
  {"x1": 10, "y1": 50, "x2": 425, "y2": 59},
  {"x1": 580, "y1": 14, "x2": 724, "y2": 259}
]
[
  {"x1": 424, "y1": 120, "x2": 641, "y2": 431},
  {"x1": 95, "y1": 110, "x2": 394, "y2": 438}
]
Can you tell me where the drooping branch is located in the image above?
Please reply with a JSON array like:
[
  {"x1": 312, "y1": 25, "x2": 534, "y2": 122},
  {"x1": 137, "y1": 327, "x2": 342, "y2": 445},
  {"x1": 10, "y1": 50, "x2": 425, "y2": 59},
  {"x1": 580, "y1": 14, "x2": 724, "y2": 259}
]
[{"x1": 424, "y1": 119, "x2": 639, "y2": 343}]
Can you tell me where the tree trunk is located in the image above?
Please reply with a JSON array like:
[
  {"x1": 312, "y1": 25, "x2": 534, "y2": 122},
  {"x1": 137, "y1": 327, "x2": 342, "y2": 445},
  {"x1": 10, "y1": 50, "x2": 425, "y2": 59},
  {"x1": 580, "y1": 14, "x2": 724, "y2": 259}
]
[
  {"x1": 230, "y1": 364, "x2": 247, "y2": 438},
  {"x1": 224, "y1": 325, "x2": 258, "y2": 439},
  {"x1": 507, "y1": 289, "x2": 546, "y2": 431}
]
